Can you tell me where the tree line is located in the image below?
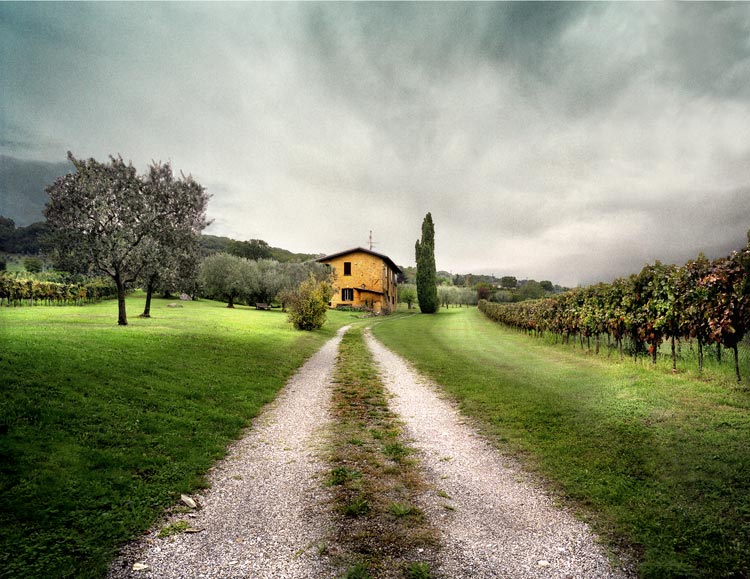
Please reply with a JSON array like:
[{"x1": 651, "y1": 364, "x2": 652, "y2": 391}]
[
  {"x1": 0, "y1": 222, "x2": 316, "y2": 267},
  {"x1": 0, "y1": 217, "x2": 49, "y2": 257},
  {"x1": 1, "y1": 255, "x2": 330, "y2": 313},
  {"x1": 199, "y1": 253, "x2": 329, "y2": 309},
  {"x1": 479, "y1": 237, "x2": 750, "y2": 382},
  {"x1": 397, "y1": 284, "x2": 477, "y2": 309}
]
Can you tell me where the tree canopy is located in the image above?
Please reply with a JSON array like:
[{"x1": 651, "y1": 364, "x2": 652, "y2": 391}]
[
  {"x1": 228, "y1": 239, "x2": 273, "y2": 261},
  {"x1": 44, "y1": 152, "x2": 209, "y2": 325},
  {"x1": 0, "y1": 216, "x2": 50, "y2": 255},
  {"x1": 136, "y1": 162, "x2": 210, "y2": 316},
  {"x1": 200, "y1": 253, "x2": 246, "y2": 308}
]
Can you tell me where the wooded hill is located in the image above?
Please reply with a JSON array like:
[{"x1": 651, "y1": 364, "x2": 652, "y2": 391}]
[{"x1": 0, "y1": 220, "x2": 321, "y2": 265}]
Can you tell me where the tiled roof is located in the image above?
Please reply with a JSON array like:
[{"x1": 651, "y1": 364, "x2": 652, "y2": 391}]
[{"x1": 316, "y1": 247, "x2": 402, "y2": 275}]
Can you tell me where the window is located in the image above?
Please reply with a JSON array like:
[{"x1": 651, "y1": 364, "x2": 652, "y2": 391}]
[
  {"x1": 344, "y1": 262, "x2": 352, "y2": 276},
  {"x1": 342, "y1": 288, "x2": 354, "y2": 301}
]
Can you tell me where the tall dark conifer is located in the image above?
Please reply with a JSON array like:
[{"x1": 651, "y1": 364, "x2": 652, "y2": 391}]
[{"x1": 415, "y1": 212, "x2": 439, "y2": 313}]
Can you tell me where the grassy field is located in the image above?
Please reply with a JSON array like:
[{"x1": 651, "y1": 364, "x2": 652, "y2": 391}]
[
  {"x1": 372, "y1": 308, "x2": 750, "y2": 579},
  {"x1": 0, "y1": 295, "x2": 352, "y2": 578}
]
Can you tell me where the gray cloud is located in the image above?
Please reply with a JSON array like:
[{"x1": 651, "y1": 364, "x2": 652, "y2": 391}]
[{"x1": 1, "y1": 2, "x2": 749, "y2": 287}]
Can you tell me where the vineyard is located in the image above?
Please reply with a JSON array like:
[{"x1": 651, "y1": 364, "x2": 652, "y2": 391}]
[
  {"x1": 0, "y1": 272, "x2": 117, "y2": 306},
  {"x1": 479, "y1": 242, "x2": 750, "y2": 382}
]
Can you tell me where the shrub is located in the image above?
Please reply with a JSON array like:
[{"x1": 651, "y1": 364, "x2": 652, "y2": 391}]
[
  {"x1": 23, "y1": 257, "x2": 43, "y2": 273},
  {"x1": 287, "y1": 273, "x2": 333, "y2": 331}
]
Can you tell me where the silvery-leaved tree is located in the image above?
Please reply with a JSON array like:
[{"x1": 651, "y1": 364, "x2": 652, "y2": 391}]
[
  {"x1": 44, "y1": 152, "x2": 210, "y2": 325},
  {"x1": 199, "y1": 253, "x2": 247, "y2": 308},
  {"x1": 137, "y1": 162, "x2": 210, "y2": 318}
]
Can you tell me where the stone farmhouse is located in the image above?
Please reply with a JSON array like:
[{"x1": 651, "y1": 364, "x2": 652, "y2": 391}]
[{"x1": 316, "y1": 247, "x2": 401, "y2": 313}]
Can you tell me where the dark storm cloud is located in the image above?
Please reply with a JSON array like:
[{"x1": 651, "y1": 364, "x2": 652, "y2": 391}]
[
  {"x1": 1, "y1": 2, "x2": 749, "y2": 286},
  {"x1": 659, "y1": 4, "x2": 750, "y2": 101}
]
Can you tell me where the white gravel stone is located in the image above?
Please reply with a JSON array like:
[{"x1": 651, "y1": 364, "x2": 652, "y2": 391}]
[
  {"x1": 108, "y1": 327, "x2": 350, "y2": 579},
  {"x1": 365, "y1": 329, "x2": 634, "y2": 579}
]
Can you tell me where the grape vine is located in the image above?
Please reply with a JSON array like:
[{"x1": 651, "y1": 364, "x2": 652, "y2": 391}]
[{"x1": 479, "y1": 241, "x2": 750, "y2": 382}]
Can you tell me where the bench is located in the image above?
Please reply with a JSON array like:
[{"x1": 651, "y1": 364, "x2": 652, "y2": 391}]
[{"x1": 255, "y1": 303, "x2": 272, "y2": 310}]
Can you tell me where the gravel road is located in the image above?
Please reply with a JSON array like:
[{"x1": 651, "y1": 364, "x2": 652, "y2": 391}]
[
  {"x1": 365, "y1": 328, "x2": 633, "y2": 579},
  {"x1": 109, "y1": 322, "x2": 633, "y2": 579},
  {"x1": 108, "y1": 327, "x2": 350, "y2": 579}
]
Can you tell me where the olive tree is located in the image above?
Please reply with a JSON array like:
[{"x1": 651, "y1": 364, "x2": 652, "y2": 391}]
[
  {"x1": 45, "y1": 153, "x2": 209, "y2": 324},
  {"x1": 199, "y1": 253, "x2": 247, "y2": 308},
  {"x1": 244, "y1": 258, "x2": 284, "y2": 305},
  {"x1": 137, "y1": 162, "x2": 210, "y2": 317},
  {"x1": 399, "y1": 284, "x2": 417, "y2": 309},
  {"x1": 276, "y1": 261, "x2": 329, "y2": 310},
  {"x1": 438, "y1": 285, "x2": 458, "y2": 308}
]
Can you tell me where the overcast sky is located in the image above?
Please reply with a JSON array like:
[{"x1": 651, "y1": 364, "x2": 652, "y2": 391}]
[{"x1": 2, "y1": 2, "x2": 749, "y2": 286}]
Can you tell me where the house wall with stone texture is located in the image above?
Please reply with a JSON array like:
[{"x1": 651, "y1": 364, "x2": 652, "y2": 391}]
[{"x1": 320, "y1": 250, "x2": 398, "y2": 313}]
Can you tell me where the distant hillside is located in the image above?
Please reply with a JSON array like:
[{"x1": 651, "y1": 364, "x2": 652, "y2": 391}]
[
  {"x1": 199, "y1": 234, "x2": 321, "y2": 263},
  {"x1": 0, "y1": 156, "x2": 73, "y2": 226}
]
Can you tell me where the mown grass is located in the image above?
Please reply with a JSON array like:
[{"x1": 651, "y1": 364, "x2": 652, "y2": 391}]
[
  {"x1": 372, "y1": 307, "x2": 750, "y2": 579},
  {"x1": 0, "y1": 294, "x2": 352, "y2": 578},
  {"x1": 327, "y1": 327, "x2": 437, "y2": 579}
]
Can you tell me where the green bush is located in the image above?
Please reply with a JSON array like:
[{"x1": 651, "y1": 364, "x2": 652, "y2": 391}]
[
  {"x1": 287, "y1": 273, "x2": 333, "y2": 330},
  {"x1": 23, "y1": 257, "x2": 43, "y2": 273}
]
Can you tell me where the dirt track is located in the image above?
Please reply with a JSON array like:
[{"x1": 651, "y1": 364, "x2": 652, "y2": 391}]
[
  {"x1": 366, "y1": 328, "x2": 631, "y2": 579},
  {"x1": 109, "y1": 324, "x2": 630, "y2": 578}
]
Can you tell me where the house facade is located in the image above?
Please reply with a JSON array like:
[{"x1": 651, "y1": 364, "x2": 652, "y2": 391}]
[{"x1": 316, "y1": 247, "x2": 401, "y2": 313}]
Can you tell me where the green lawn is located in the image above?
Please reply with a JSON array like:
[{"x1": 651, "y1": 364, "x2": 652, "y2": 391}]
[
  {"x1": 0, "y1": 295, "x2": 352, "y2": 578},
  {"x1": 372, "y1": 307, "x2": 750, "y2": 579}
]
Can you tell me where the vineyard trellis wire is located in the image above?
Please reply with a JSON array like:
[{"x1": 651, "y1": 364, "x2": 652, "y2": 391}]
[{"x1": 478, "y1": 241, "x2": 750, "y2": 383}]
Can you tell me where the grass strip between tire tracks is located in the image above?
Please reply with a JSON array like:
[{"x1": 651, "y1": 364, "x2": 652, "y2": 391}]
[{"x1": 326, "y1": 326, "x2": 439, "y2": 579}]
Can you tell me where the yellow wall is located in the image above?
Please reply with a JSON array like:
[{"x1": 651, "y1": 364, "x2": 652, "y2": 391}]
[{"x1": 320, "y1": 250, "x2": 399, "y2": 313}]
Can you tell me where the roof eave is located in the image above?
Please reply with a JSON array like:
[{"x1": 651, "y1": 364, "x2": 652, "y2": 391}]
[{"x1": 316, "y1": 247, "x2": 402, "y2": 275}]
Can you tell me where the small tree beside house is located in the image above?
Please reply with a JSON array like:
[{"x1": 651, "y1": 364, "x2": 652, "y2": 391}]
[{"x1": 287, "y1": 274, "x2": 333, "y2": 330}]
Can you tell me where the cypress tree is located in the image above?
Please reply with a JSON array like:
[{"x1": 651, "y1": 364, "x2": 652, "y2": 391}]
[{"x1": 415, "y1": 212, "x2": 439, "y2": 313}]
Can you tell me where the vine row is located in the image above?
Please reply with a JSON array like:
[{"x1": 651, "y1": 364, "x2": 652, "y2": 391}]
[
  {"x1": 479, "y1": 242, "x2": 750, "y2": 382},
  {"x1": 0, "y1": 274, "x2": 117, "y2": 307}
]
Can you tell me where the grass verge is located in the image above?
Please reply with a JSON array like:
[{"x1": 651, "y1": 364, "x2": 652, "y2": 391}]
[
  {"x1": 326, "y1": 327, "x2": 437, "y2": 579},
  {"x1": 0, "y1": 294, "x2": 351, "y2": 578},
  {"x1": 372, "y1": 307, "x2": 750, "y2": 579}
]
